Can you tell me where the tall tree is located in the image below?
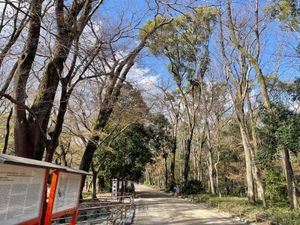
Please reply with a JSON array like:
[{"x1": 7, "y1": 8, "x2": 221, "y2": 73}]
[
  {"x1": 149, "y1": 113, "x2": 173, "y2": 189},
  {"x1": 13, "y1": 0, "x2": 42, "y2": 159},
  {"x1": 143, "y1": 7, "x2": 217, "y2": 186},
  {"x1": 219, "y1": 6, "x2": 266, "y2": 206},
  {"x1": 225, "y1": 0, "x2": 297, "y2": 209},
  {"x1": 79, "y1": 17, "x2": 171, "y2": 174},
  {"x1": 12, "y1": 0, "x2": 103, "y2": 159}
]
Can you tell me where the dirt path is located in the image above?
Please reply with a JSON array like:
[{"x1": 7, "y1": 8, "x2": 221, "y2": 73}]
[{"x1": 133, "y1": 184, "x2": 245, "y2": 225}]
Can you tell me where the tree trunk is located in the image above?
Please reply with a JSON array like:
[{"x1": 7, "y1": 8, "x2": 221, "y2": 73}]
[
  {"x1": 207, "y1": 149, "x2": 216, "y2": 194},
  {"x1": 206, "y1": 123, "x2": 216, "y2": 195},
  {"x1": 281, "y1": 148, "x2": 298, "y2": 209},
  {"x1": 214, "y1": 150, "x2": 221, "y2": 197},
  {"x1": 98, "y1": 176, "x2": 104, "y2": 192},
  {"x1": 92, "y1": 173, "x2": 97, "y2": 199},
  {"x1": 2, "y1": 108, "x2": 13, "y2": 154},
  {"x1": 247, "y1": 94, "x2": 267, "y2": 207},
  {"x1": 240, "y1": 126, "x2": 256, "y2": 203},
  {"x1": 183, "y1": 138, "x2": 192, "y2": 186},
  {"x1": 164, "y1": 155, "x2": 168, "y2": 189},
  {"x1": 170, "y1": 140, "x2": 176, "y2": 186},
  {"x1": 80, "y1": 136, "x2": 100, "y2": 172},
  {"x1": 248, "y1": 144, "x2": 267, "y2": 207},
  {"x1": 13, "y1": 0, "x2": 42, "y2": 159}
]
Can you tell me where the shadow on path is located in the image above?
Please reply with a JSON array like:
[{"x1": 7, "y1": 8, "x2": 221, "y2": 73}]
[{"x1": 132, "y1": 184, "x2": 245, "y2": 225}]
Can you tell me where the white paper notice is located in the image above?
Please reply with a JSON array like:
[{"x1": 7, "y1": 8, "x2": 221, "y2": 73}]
[
  {"x1": 0, "y1": 164, "x2": 46, "y2": 225},
  {"x1": 53, "y1": 172, "x2": 81, "y2": 214}
]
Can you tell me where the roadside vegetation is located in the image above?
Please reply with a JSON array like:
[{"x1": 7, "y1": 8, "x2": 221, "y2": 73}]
[{"x1": 185, "y1": 193, "x2": 300, "y2": 225}]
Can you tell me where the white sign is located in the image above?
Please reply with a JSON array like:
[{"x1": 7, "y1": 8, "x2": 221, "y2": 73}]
[
  {"x1": 53, "y1": 172, "x2": 81, "y2": 213},
  {"x1": 0, "y1": 164, "x2": 46, "y2": 225},
  {"x1": 112, "y1": 179, "x2": 118, "y2": 200}
]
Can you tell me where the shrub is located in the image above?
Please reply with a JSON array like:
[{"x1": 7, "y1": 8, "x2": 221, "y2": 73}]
[
  {"x1": 167, "y1": 180, "x2": 176, "y2": 192},
  {"x1": 181, "y1": 180, "x2": 204, "y2": 195},
  {"x1": 143, "y1": 180, "x2": 150, "y2": 185},
  {"x1": 265, "y1": 170, "x2": 287, "y2": 201}
]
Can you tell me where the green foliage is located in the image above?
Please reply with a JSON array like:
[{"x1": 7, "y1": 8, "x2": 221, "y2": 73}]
[
  {"x1": 267, "y1": 0, "x2": 299, "y2": 31},
  {"x1": 181, "y1": 180, "x2": 204, "y2": 195},
  {"x1": 265, "y1": 170, "x2": 287, "y2": 201},
  {"x1": 258, "y1": 78, "x2": 300, "y2": 169},
  {"x1": 258, "y1": 96, "x2": 300, "y2": 169},
  {"x1": 82, "y1": 192, "x2": 93, "y2": 199},
  {"x1": 288, "y1": 77, "x2": 300, "y2": 101},
  {"x1": 141, "y1": 6, "x2": 217, "y2": 86},
  {"x1": 148, "y1": 113, "x2": 174, "y2": 156},
  {"x1": 144, "y1": 180, "x2": 150, "y2": 185},
  {"x1": 95, "y1": 122, "x2": 154, "y2": 182}
]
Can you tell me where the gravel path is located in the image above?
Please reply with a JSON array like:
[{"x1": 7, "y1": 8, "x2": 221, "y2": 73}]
[{"x1": 133, "y1": 184, "x2": 245, "y2": 225}]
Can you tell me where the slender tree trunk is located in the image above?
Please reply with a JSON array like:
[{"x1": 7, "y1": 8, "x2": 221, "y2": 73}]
[
  {"x1": 59, "y1": 142, "x2": 69, "y2": 166},
  {"x1": 170, "y1": 141, "x2": 176, "y2": 185},
  {"x1": 197, "y1": 136, "x2": 204, "y2": 182},
  {"x1": 240, "y1": 126, "x2": 255, "y2": 203},
  {"x1": 206, "y1": 127, "x2": 216, "y2": 194},
  {"x1": 164, "y1": 155, "x2": 168, "y2": 189},
  {"x1": 2, "y1": 108, "x2": 13, "y2": 154},
  {"x1": 214, "y1": 150, "x2": 221, "y2": 197},
  {"x1": 207, "y1": 149, "x2": 216, "y2": 194},
  {"x1": 248, "y1": 143, "x2": 267, "y2": 207},
  {"x1": 281, "y1": 148, "x2": 298, "y2": 209},
  {"x1": 92, "y1": 170, "x2": 97, "y2": 199},
  {"x1": 193, "y1": 153, "x2": 197, "y2": 180},
  {"x1": 80, "y1": 135, "x2": 100, "y2": 172},
  {"x1": 197, "y1": 159, "x2": 201, "y2": 181},
  {"x1": 170, "y1": 115, "x2": 178, "y2": 187},
  {"x1": 183, "y1": 138, "x2": 192, "y2": 186},
  {"x1": 45, "y1": 88, "x2": 71, "y2": 162},
  {"x1": 247, "y1": 94, "x2": 267, "y2": 207}
]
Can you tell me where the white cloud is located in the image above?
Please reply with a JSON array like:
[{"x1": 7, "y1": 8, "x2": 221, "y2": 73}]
[{"x1": 127, "y1": 65, "x2": 160, "y2": 96}]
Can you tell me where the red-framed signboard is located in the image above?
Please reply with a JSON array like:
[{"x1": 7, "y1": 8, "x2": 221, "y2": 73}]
[
  {"x1": 0, "y1": 154, "x2": 65, "y2": 225},
  {"x1": 44, "y1": 170, "x2": 84, "y2": 225},
  {"x1": 0, "y1": 154, "x2": 90, "y2": 225}
]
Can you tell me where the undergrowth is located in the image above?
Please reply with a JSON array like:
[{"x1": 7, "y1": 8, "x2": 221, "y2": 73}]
[{"x1": 185, "y1": 194, "x2": 300, "y2": 225}]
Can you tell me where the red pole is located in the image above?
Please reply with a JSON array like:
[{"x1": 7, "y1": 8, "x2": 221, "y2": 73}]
[
  {"x1": 70, "y1": 209, "x2": 78, "y2": 225},
  {"x1": 44, "y1": 170, "x2": 59, "y2": 225}
]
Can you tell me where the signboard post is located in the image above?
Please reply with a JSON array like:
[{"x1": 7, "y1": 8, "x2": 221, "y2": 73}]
[{"x1": 112, "y1": 179, "x2": 118, "y2": 200}]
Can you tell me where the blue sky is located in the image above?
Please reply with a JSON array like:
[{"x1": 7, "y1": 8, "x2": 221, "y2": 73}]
[{"x1": 97, "y1": 0, "x2": 299, "y2": 88}]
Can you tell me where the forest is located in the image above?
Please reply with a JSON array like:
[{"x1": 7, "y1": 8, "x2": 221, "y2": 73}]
[{"x1": 0, "y1": 0, "x2": 299, "y2": 223}]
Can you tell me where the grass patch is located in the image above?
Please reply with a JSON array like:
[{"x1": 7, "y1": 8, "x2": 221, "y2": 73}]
[
  {"x1": 82, "y1": 191, "x2": 92, "y2": 199},
  {"x1": 185, "y1": 194, "x2": 300, "y2": 225}
]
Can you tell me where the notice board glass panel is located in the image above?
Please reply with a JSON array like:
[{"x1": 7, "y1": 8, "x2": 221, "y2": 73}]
[
  {"x1": 53, "y1": 172, "x2": 81, "y2": 214},
  {"x1": 0, "y1": 164, "x2": 46, "y2": 225}
]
